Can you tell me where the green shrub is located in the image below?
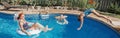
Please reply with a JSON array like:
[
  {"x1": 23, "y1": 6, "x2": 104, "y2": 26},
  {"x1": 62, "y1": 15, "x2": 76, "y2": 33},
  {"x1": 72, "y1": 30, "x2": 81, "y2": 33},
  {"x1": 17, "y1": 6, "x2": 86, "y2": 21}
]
[{"x1": 108, "y1": 3, "x2": 120, "y2": 14}]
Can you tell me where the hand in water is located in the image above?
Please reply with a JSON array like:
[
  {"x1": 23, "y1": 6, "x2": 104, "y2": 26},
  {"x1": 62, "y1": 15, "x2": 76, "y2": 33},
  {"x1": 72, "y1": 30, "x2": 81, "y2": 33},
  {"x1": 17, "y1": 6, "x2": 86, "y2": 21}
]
[{"x1": 77, "y1": 27, "x2": 82, "y2": 30}]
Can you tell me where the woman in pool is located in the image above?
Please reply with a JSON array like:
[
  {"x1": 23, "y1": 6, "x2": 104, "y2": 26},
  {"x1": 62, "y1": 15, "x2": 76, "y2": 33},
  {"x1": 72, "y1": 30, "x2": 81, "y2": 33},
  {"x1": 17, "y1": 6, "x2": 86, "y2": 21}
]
[
  {"x1": 77, "y1": 8, "x2": 113, "y2": 30},
  {"x1": 17, "y1": 12, "x2": 52, "y2": 36},
  {"x1": 55, "y1": 14, "x2": 68, "y2": 25}
]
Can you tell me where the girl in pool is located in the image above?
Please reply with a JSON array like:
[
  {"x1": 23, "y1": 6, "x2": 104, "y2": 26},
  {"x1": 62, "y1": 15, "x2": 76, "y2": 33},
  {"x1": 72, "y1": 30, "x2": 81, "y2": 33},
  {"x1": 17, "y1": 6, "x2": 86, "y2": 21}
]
[
  {"x1": 55, "y1": 14, "x2": 68, "y2": 25},
  {"x1": 17, "y1": 12, "x2": 52, "y2": 36},
  {"x1": 77, "y1": 8, "x2": 113, "y2": 30}
]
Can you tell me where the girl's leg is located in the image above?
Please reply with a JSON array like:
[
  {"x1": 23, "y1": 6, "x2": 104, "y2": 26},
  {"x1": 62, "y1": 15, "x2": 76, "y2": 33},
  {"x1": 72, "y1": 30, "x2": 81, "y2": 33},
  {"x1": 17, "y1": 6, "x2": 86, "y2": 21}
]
[
  {"x1": 29, "y1": 23, "x2": 52, "y2": 32},
  {"x1": 91, "y1": 10, "x2": 113, "y2": 24},
  {"x1": 30, "y1": 23, "x2": 44, "y2": 30}
]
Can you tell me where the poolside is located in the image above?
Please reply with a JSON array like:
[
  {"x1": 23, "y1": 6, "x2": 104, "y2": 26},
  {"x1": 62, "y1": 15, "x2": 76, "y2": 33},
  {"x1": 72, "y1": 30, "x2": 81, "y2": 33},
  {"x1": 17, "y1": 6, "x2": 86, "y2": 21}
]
[{"x1": 0, "y1": 8, "x2": 120, "y2": 33}]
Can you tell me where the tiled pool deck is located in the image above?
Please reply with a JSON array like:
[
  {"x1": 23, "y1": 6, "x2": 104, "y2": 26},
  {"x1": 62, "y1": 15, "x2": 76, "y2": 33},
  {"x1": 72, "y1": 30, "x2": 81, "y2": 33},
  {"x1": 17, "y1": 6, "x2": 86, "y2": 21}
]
[{"x1": 0, "y1": 8, "x2": 120, "y2": 32}]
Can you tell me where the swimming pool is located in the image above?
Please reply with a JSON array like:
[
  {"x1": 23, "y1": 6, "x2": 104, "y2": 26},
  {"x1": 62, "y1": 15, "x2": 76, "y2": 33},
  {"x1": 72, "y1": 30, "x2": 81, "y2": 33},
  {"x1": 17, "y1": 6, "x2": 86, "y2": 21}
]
[{"x1": 0, "y1": 12, "x2": 120, "y2": 38}]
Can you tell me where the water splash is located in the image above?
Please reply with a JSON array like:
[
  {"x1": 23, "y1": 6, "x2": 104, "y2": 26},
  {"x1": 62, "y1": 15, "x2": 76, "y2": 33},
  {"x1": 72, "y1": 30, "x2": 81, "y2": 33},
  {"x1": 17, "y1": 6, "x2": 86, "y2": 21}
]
[{"x1": 14, "y1": 12, "x2": 19, "y2": 21}]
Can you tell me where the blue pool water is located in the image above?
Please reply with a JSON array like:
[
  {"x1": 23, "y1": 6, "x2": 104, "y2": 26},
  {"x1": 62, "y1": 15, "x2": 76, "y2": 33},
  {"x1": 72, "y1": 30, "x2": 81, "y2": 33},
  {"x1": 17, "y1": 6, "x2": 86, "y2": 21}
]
[{"x1": 0, "y1": 13, "x2": 120, "y2": 38}]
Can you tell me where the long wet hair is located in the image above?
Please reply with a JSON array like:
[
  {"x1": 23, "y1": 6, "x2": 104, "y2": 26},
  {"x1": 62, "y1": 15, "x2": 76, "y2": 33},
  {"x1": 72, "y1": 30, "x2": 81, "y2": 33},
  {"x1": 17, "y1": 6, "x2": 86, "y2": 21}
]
[
  {"x1": 17, "y1": 12, "x2": 24, "y2": 20},
  {"x1": 78, "y1": 13, "x2": 84, "y2": 21}
]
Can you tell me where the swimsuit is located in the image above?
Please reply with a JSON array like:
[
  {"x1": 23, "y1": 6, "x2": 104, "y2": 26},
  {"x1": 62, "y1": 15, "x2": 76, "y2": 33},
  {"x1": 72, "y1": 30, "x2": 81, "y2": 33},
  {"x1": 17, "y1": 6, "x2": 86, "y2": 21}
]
[
  {"x1": 84, "y1": 8, "x2": 94, "y2": 16},
  {"x1": 23, "y1": 22, "x2": 34, "y2": 30}
]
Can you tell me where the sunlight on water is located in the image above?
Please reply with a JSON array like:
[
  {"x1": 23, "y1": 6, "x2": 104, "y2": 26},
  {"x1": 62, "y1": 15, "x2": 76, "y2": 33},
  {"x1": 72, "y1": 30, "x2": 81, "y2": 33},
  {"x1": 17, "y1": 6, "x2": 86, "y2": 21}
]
[
  {"x1": 40, "y1": 14, "x2": 49, "y2": 20},
  {"x1": 0, "y1": 13, "x2": 120, "y2": 38}
]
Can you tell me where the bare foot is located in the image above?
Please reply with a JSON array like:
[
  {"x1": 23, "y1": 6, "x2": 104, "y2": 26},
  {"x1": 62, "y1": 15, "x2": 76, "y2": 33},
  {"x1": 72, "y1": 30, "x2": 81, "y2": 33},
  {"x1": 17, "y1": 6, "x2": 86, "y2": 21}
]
[
  {"x1": 43, "y1": 25, "x2": 53, "y2": 32},
  {"x1": 109, "y1": 20, "x2": 113, "y2": 25},
  {"x1": 107, "y1": 19, "x2": 113, "y2": 25},
  {"x1": 107, "y1": 17, "x2": 113, "y2": 25},
  {"x1": 47, "y1": 26, "x2": 53, "y2": 31}
]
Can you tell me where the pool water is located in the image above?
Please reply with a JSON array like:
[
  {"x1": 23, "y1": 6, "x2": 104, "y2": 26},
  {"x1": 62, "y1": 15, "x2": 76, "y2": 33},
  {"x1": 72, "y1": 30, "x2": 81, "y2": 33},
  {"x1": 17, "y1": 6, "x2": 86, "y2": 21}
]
[{"x1": 0, "y1": 13, "x2": 120, "y2": 38}]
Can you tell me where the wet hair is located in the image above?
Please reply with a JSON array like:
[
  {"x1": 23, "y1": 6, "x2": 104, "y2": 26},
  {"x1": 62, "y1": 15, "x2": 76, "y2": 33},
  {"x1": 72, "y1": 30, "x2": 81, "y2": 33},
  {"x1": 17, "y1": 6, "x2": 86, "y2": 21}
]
[
  {"x1": 17, "y1": 12, "x2": 24, "y2": 20},
  {"x1": 78, "y1": 13, "x2": 84, "y2": 21}
]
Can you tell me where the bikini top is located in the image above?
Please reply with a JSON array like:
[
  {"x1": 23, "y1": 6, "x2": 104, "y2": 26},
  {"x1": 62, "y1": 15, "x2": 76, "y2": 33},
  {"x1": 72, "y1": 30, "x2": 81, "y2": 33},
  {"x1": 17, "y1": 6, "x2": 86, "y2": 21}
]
[{"x1": 18, "y1": 19, "x2": 29, "y2": 26}]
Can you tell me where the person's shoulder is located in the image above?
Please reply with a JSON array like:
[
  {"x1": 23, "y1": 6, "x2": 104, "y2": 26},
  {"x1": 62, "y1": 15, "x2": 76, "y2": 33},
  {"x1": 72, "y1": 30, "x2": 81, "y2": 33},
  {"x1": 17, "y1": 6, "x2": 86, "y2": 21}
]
[{"x1": 18, "y1": 19, "x2": 24, "y2": 22}]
